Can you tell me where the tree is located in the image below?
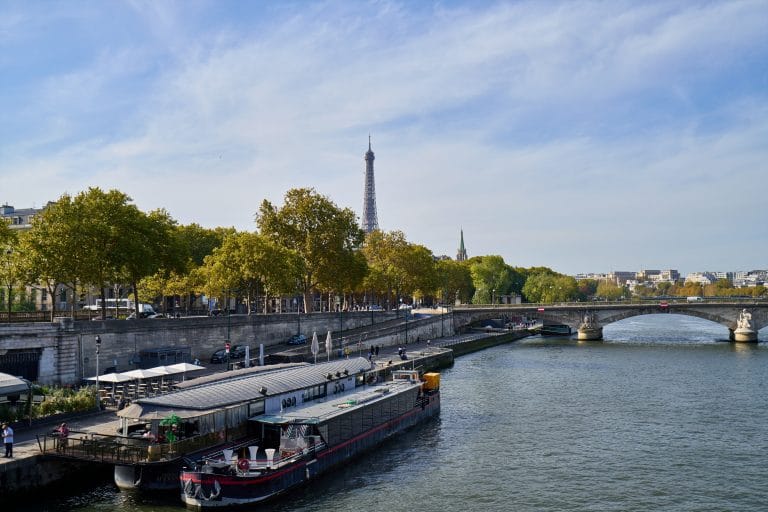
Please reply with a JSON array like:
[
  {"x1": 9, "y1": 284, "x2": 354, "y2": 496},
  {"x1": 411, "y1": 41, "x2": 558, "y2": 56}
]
[
  {"x1": 435, "y1": 259, "x2": 473, "y2": 305},
  {"x1": 119, "y1": 208, "x2": 185, "y2": 316},
  {"x1": 468, "y1": 255, "x2": 515, "y2": 304},
  {"x1": 256, "y1": 188, "x2": 364, "y2": 312},
  {"x1": 522, "y1": 272, "x2": 578, "y2": 303},
  {"x1": 201, "y1": 231, "x2": 303, "y2": 314},
  {"x1": 16, "y1": 195, "x2": 84, "y2": 319},
  {"x1": 596, "y1": 280, "x2": 625, "y2": 301}
]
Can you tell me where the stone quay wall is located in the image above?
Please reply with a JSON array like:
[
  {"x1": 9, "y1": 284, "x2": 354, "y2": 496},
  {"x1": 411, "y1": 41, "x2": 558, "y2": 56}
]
[{"x1": 0, "y1": 311, "x2": 398, "y2": 386}]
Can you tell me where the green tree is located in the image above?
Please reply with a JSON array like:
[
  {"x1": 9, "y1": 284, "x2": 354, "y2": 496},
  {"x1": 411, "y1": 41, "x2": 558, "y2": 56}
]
[
  {"x1": 201, "y1": 231, "x2": 303, "y2": 314},
  {"x1": 256, "y1": 188, "x2": 364, "y2": 312},
  {"x1": 468, "y1": 255, "x2": 515, "y2": 304},
  {"x1": 435, "y1": 259, "x2": 474, "y2": 305},
  {"x1": 522, "y1": 272, "x2": 578, "y2": 303},
  {"x1": 596, "y1": 280, "x2": 625, "y2": 301},
  {"x1": 18, "y1": 194, "x2": 86, "y2": 318}
]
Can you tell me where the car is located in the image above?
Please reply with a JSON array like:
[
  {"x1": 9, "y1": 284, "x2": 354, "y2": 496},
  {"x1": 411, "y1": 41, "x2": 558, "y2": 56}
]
[
  {"x1": 209, "y1": 345, "x2": 247, "y2": 363},
  {"x1": 286, "y1": 334, "x2": 308, "y2": 345}
]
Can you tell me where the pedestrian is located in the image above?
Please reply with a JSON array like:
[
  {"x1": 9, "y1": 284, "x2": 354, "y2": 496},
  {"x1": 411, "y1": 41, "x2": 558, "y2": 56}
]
[
  {"x1": 55, "y1": 422, "x2": 69, "y2": 451},
  {"x1": 2, "y1": 423, "x2": 13, "y2": 458},
  {"x1": 375, "y1": 345, "x2": 379, "y2": 356}
]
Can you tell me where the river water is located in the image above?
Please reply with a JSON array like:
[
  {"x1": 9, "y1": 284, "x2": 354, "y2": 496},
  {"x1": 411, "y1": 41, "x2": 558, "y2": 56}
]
[{"x1": 28, "y1": 315, "x2": 768, "y2": 512}]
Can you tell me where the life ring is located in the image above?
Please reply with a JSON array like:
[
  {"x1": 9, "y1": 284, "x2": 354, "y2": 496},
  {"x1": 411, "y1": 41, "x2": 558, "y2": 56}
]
[{"x1": 237, "y1": 458, "x2": 249, "y2": 471}]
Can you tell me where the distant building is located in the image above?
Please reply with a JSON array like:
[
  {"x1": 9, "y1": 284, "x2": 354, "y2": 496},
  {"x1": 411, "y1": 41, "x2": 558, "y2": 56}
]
[
  {"x1": 685, "y1": 272, "x2": 716, "y2": 285},
  {"x1": 0, "y1": 204, "x2": 44, "y2": 231},
  {"x1": 456, "y1": 229, "x2": 467, "y2": 262}
]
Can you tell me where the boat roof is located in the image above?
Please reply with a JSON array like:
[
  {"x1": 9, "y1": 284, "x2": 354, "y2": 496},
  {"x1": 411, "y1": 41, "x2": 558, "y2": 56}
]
[
  {"x1": 118, "y1": 357, "x2": 372, "y2": 418},
  {"x1": 0, "y1": 372, "x2": 29, "y2": 396},
  {"x1": 254, "y1": 378, "x2": 420, "y2": 426},
  {"x1": 174, "y1": 362, "x2": 308, "y2": 389}
]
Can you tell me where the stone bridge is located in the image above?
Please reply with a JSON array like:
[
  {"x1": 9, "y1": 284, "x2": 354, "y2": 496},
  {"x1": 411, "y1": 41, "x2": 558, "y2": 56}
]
[{"x1": 453, "y1": 301, "x2": 768, "y2": 342}]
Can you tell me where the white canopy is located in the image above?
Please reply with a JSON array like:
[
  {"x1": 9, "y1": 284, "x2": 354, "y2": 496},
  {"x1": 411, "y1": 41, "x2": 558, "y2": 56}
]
[
  {"x1": 147, "y1": 365, "x2": 184, "y2": 376},
  {"x1": 121, "y1": 368, "x2": 163, "y2": 380},
  {"x1": 167, "y1": 362, "x2": 205, "y2": 372},
  {"x1": 85, "y1": 372, "x2": 133, "y2": 383}
]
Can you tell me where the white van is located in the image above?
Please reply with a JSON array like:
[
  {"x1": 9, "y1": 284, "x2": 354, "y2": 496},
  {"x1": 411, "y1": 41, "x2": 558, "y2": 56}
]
[{"x1": 686, "y1": 296, "x2": 703, "y2": 302}]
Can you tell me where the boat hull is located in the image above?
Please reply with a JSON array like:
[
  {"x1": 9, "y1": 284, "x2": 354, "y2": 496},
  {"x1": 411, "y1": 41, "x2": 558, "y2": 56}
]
[
  {"x1": 115, "y1": 459, "x2": 184, "y2": 492},
  {"x1": 181, "y1": 392, "x2": 440, "y2": 508}
]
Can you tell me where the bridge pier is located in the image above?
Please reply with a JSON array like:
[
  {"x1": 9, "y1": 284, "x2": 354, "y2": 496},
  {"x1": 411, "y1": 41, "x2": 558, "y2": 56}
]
[{"x1": 577, "y1": 311, "x2": 603, "y2": 341}]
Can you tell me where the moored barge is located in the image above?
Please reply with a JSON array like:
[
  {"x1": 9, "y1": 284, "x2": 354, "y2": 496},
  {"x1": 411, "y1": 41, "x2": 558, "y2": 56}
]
[
  {"x1": 112, "y1": 358, "x2": 377, "y2": 491},
  {"x1": 180, "y1": 369, "x2": 441, "y2": 509}
]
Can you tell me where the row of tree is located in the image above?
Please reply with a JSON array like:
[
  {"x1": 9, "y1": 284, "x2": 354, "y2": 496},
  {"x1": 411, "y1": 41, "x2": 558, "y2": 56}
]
[{"x1": 1, "y1": 187, "x2": 763, "y2": 320}]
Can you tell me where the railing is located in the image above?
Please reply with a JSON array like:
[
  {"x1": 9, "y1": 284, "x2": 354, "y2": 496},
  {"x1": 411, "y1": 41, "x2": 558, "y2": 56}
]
[{"x1": 37, "y1": 429, "x2": 219, "y2": 464}]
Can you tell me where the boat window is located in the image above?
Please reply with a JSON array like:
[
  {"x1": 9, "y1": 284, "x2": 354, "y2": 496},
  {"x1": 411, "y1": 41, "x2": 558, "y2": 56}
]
[{"x1": 249, "y1": 399, "x2": 265, "y2": 417}]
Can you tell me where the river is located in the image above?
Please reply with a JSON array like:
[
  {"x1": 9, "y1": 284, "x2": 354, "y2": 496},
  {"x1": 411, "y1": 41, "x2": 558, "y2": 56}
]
[{"x1": 27, "y1": 315, "x2": 768, "y2": 511}]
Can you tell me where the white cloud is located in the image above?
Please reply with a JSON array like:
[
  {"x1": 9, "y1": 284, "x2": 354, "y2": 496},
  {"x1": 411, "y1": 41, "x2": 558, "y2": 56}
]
[{"x1": 1, "y1": 0, "x2": 767, "y2": 275}]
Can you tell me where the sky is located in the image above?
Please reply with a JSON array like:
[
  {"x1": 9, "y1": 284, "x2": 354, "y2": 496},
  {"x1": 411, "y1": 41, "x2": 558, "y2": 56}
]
[{"x1": 1, "y1": 0, "x2": 766, "y2": 276}]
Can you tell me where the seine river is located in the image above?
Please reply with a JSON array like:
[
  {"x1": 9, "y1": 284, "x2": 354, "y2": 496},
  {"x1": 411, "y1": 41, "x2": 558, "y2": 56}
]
[{"x1": 29, "y1": 315, "x2": 767, "y2": 512}]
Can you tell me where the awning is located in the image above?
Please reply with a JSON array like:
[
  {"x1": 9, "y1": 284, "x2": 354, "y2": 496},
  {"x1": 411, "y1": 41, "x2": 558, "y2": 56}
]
[
  {"x1": 250, "y1": 414, "x2": 320, "y2": 425},
  {"x1": 0, "y1": 372, "x2": 30, "y2": 396},
  {"x1": 116, "y1": 402, "x2": 214, "y2": 420}
]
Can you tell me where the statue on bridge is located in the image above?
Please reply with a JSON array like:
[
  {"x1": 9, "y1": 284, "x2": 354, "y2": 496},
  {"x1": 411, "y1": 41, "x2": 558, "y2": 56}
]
[
  {"x1": 736, "y1": 309, "x2": 753, "y2": 330},
  {"x1": 577, "y1": 311, "x2": 603, "y2": 341},
  {"x1": 581, "y1": 312, "x2": 598, "y2": 329}
]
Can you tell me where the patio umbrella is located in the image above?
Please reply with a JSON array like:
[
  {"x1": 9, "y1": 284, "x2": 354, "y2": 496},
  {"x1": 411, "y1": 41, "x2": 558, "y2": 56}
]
[
  {"x1": 325, "y1": 331, "x2": 333, "y2": 362},
  {"x1": 86, "y1": 372, "x2": 133, "y2": 401},
  {"x1": 167, "y1": 362, "x2": 206, "y2": 381},
  {"x1": 147, "y1": 365, "x2": 183, "y2": 389},
  {"x1": 121, "y1": 368, "x2": 163, "y2": 380},
  {"x1": 311, "y1": 331, "x2": 319, "y2": 364}
]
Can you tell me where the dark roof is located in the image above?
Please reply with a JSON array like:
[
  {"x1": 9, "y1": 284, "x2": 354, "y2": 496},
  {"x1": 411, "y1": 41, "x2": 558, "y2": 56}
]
[{"x1": 133, "y1": 358, "x2": 371, "y2": 411}]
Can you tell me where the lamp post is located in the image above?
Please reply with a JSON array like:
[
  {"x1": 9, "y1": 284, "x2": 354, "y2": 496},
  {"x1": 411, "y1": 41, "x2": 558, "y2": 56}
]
[
  {"x1": 4, "y1": 248, "x2": 11, "y2": 324},
  {"x1": 492, "y1": 288, "x2": 496, "y2": 306},
  {"x1": 404, "y1": 307, "x2": 408, "y2": 345},
  {"x1": 95, "y1": 335, "x2": 101, "y2": 410},
  {"x1": 294, "y1": 298, "x2": 301, "y2": 335}
]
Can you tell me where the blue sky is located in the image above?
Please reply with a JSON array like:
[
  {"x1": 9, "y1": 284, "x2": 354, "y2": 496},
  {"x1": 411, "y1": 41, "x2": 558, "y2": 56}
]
[{"x1": 1, "y1": 0, "x2": 766, "y2": 276}]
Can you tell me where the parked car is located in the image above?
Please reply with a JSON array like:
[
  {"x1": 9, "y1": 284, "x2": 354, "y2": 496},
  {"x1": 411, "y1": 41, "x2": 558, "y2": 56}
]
[
  {"x1": 210, "y1": 345, "x2": 247, "y2": 363},
  {"x1": 286, "y1": 334, "x2": 308, "y2": 345}
]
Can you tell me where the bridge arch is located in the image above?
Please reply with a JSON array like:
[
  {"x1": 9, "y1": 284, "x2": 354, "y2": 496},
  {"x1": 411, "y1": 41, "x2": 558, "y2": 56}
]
[{"x1": 452, "y1": 303, "x2": 768, "y2": 342}]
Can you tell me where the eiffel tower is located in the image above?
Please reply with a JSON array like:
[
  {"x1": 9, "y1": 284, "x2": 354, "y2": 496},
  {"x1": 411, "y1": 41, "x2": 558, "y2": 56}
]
[{"x1": 361, "y1": 135, "x2": 379, "y2": 233}]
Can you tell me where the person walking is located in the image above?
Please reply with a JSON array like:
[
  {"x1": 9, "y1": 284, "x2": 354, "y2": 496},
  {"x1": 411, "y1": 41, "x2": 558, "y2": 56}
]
[{"x1": 2, "y1": 423, "x2": 13, "y2": 458}]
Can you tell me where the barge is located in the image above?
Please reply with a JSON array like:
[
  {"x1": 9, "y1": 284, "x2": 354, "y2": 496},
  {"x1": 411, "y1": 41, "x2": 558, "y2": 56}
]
[
  {"x1": 112, "y1": 358, "x2": 378, "y2": 491},
  {"x1": 180, "y1": 369, "x2": 441, "y2": 509}
]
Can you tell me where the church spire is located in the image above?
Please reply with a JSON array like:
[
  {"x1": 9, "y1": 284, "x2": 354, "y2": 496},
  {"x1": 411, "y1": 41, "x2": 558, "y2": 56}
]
[{"x1": 457, "y1": 229, "x2": 467, "y2": 261}]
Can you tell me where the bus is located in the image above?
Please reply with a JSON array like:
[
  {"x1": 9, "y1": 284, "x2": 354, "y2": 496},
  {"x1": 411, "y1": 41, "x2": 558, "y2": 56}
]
[{"x1": 83, "y1": 299, "x2": 154, "y2": 314}]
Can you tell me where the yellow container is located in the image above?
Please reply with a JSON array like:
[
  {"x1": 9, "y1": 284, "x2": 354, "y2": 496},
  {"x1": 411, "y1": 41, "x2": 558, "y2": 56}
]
[{"x1": 422, "y1": 372, "x2": 440, "y2": 391}]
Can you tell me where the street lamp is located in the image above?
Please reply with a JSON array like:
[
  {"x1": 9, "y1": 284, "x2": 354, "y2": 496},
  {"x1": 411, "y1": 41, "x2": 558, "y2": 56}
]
[
  {"x1": 294, "y1": 298, "x2": 301, "y2": 335},
  {"x1": 492, "y1": 288, "x2": 496, "y2": 306},
  {"x1": 4, "y1": 248, "x2": 11, "y2": 324},
  {"x1": 95, "y1": 335, "x2": 101, "y2": 410}
]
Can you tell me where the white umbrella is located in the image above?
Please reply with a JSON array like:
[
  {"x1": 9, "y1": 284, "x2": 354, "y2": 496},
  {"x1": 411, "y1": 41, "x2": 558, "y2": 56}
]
[
  {"x1": 325, "y1": 331, "x2": 333, "y2": 362},
  {"x1": 147, "y1": 365, "x2": 183, "y2": 389},
  {"x1": 311, "y1": 331, "x2": 319, "y2": 364},
  {"x1": 121, "y1": 368, "x2": 163, "y2": 380},
  {"x1": 167, "y1": 362, "x2": 206, "y2": 381},
  {"x1": 86, "y1": 372, "x2": 132, "y2": 383},
  {"x1": 86, "y1": 372, "x2": 133, "y2": 401}
]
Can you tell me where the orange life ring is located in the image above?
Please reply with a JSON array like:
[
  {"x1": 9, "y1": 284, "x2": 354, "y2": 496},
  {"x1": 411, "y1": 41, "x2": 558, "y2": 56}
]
[{"x1": 237, "y1": 458, "x2": 250, "y2": 471}]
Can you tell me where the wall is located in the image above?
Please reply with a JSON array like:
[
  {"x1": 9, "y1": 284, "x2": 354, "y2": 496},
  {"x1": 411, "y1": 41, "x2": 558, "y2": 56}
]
[{"x1": 0, "y1": 312, "x2": 400, "y2": 386}]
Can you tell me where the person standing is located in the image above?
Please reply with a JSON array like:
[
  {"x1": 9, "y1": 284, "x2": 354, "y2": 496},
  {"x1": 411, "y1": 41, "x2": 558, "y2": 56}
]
[{"x1": 2, "y1": 423, "x2": 13, "y2": 458}]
